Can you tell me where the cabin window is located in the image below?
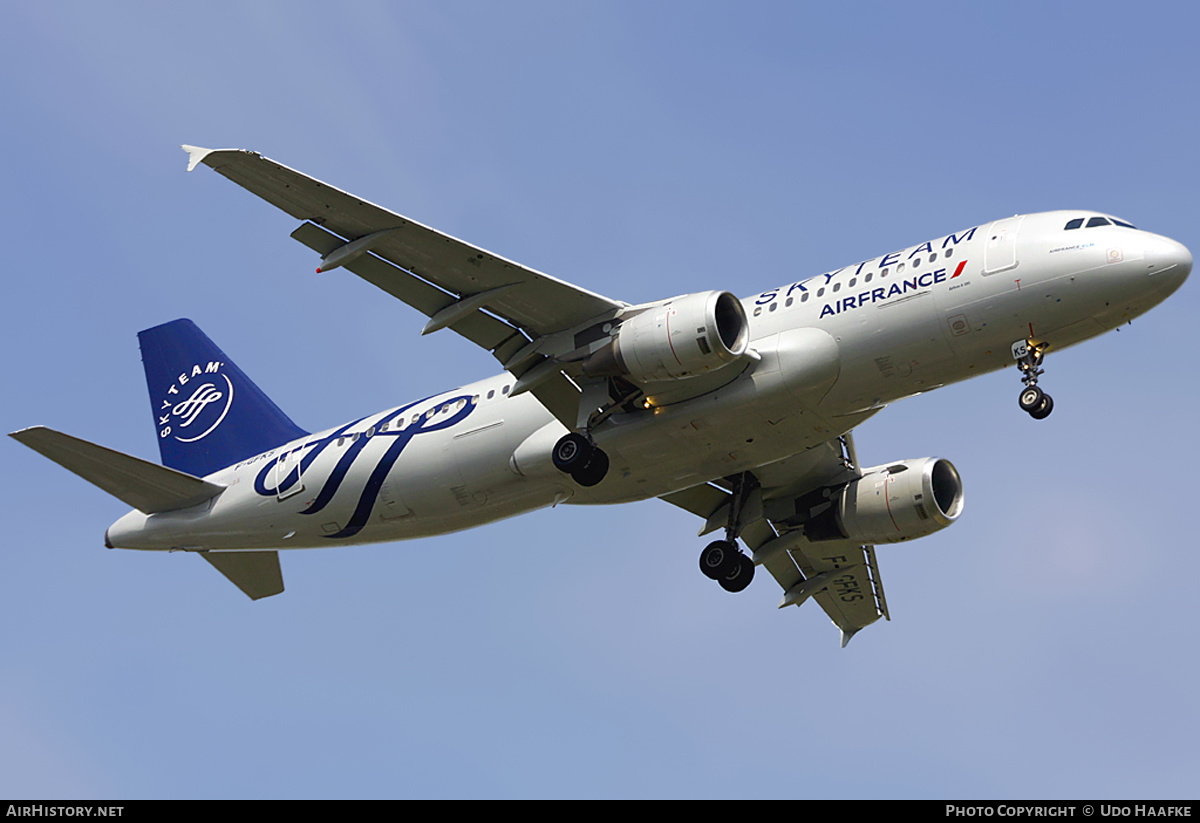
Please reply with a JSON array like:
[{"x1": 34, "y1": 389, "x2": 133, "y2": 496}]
[
  {"x1": 864, "y1": 273, "x2": 872, "y2": 283},
  {"x1": 930, "y1": 252, "x2": 937, "y2": 262},
  {"x1": 897, "y1": 262, "x2": 905, "y2": 273},
  {"x1": 502, "y1": 385, "x2": 511, "y2": 395},
  {"x1": 832, "y1": 283, "x2": 841, "y2": 293},
  {"x1": 753, "y1": 306, "x2": 762, "y2": 316},
  {"x1": 769, "y1": 302, "x2": 777, "y2": 312},
  {"x1": 802, "y1": 292, "x2": 810, "y2": 302},
  {"x1": 785, "y1": 297, "x2": 793, "y2": 307},
  {"x1": 912, "y1": 257, "x2": 921, "y2": 268},
  {"x1": 945, "y1": 248, "x2": 954, "y2": 258}
]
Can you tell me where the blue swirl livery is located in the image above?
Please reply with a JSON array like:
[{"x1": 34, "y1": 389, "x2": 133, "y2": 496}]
[
  {"x1": 138, "y1": 319, "x2": 308, "y2": 478},
  {"x1": 11, "y1": 143, "x2": 1193, "y2": 644}
]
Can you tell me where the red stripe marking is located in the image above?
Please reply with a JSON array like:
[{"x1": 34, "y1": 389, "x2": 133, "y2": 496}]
[
  {"x1": 885, "y1": 475, "x2": 900, "y2": 532},
  {"x1": 665, "y1": 308, "x2": 683, "y2": 367},
  {"x1": 952, "y1": 260, "x2": 967, "y2": 278}
]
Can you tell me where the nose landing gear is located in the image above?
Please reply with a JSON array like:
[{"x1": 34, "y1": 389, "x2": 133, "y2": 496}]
[
  {"x1": 1012, "y1": 339, "x2": 1054, "y2": 420},
  {"x1": 1018, "y1": 385, "x2": 1054, "y2": 420}
]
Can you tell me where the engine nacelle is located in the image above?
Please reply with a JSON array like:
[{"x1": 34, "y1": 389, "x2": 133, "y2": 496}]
[
  {"x1": 807, "y1": 457, "x2": 964, "y2": 544},
  {"x1": 583, "y1": 290, "x2": 749, "y2": 382}
]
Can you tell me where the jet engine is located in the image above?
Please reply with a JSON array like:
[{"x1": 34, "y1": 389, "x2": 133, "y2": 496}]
[
  {"x1": 805, "y1": 457, "x2": 964, "y2": 544},
  {"x1": 582, "y1": 290, "x2": 749, "y2": 382}
]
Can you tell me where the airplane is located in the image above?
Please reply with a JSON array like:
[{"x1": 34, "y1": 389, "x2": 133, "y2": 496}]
[{"x1": 10, "y1": 146, "x2": 1192, "y2": 646}]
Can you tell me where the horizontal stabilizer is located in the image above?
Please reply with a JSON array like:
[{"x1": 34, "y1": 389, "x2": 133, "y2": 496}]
[
  {"x1": 199, "y1": 551, "x2": 284, "y2": 600},
  {"x1": 10, "y1": 426, "x2": 224, "y2": 514}
]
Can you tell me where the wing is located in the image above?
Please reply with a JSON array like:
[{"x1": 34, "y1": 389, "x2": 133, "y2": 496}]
[
  {"x1": 183, "y1": 146, "x2": 626, "y2": 426},
  {"x1": 660, "y1": 432, "x2": 890, "y2": 647}
]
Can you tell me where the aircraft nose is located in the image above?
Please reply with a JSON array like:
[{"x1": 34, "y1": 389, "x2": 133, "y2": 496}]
[{"x1": 1146, "y1": 235, "x2": 1192, "y2": 290}]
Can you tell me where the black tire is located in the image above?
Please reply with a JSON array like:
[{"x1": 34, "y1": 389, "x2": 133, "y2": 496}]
[
  {"x1": 718, "y1": 554, "x2": 755, "y2": 593},
  {"x1": 1029, "y1": 393, "x2": 1054, "y2": 420},
  {"x1": 699, "y1": 540, "x2": 738, "y2": 580},
  {"x1": 1018, "y1": 385, "x2": 1044, "y2": 412},
  {"x1": 552, "y1": 433, "x2": 592, "y2": 473},
  {"x1": 571, "y1": 448, "x2": 609, "y2": 487}
]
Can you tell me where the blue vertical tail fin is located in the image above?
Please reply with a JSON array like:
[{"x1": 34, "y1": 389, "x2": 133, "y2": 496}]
[{"x1": 139, "y1": 319, "x2": 308, "y2": 477}]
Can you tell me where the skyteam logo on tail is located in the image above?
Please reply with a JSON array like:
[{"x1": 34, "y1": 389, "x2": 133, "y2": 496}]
[{"x1": 157, "y1": 361, "x2": 234, "y2": 443}]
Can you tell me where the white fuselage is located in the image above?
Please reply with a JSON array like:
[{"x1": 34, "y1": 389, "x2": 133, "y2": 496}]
[{"x1": 106, "y1": 211, "x2": 1191, "y2": 552}]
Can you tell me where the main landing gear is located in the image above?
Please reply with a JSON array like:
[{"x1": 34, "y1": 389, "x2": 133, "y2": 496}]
[
  {"x1": 699, "y1": 539, "x2": 755, "y2": 592},
  {"x1": 552, "y1": 380, "x2": 644, "y2": 488},
  {"x1": 697, "y1": 472, "x2": 757, "y2": 593},
  {"x1": 552, "y1": 432, "x2": 610, "y2": 487},
  {"x1": 1012, "y1": 338, "x2": 1054, "y2": 420}
]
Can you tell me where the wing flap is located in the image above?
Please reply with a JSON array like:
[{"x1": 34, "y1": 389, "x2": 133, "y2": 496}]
[
  {"x1": 10, "y1": 426, "x2": 224, "y2": 514},
  {"x1": 291, "y1": 221, "x2": 582, "y2": 427},
  {"x1": 787, "y1": 540, "x2": 885, "y2": 643},
  {"x1": 291, "y1": 221, "x2": 522, "y2": 353},
  {"x1": 190, "y1": 148, "x2": 623, "y2": 337},
  {"x1": 659, "y1": 482, "x2": 727, "y2": 532}
]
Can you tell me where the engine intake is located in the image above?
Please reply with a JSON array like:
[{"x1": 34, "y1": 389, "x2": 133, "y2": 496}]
[
  {"x1": 806, "y1": 457, "x2": 963, "y2": 544},
  {"x1": 583, "y1": 290, "x2": 749, "y2": 382}
]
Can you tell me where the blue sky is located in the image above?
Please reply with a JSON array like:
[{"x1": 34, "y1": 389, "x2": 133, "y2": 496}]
[{"x1": 2, "y1": 1, "x2": 1197, "y2": 799}]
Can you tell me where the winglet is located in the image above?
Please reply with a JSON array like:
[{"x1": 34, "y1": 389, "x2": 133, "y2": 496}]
[
  {"x1": 840, "y1": 627, "x2": 860, "y2": 648},
  {"x1": 182, "y1": 144, "x2": 214, "y2": 172}
]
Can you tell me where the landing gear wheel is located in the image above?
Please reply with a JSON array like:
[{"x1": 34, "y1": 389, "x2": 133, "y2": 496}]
[
  {"x1": 571, "y1": 448, "x2": 609, "y2": 487},
  {"x1": 1029, "y1": 393, "x2": 1054, "y2": 420},
  {"x1": 699, "y1": 540, "x2": 738, "y2": 580},
  {"x1": 718, "y1": 553, "x2": 755, "y2": 593},
  {"x1": 552, "y1": 433, "x2": 593, "y2": 473},
  {"x1": 1018, "y1": 385, "x2": 1045, "y2": 412},
  {"x1": 1013, "y1": 338, "x2": 1056, "y2": 420}
]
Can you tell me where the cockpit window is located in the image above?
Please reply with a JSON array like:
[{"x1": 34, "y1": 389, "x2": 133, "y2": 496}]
[{"x1": 1066, "y1": 215, "x2": 1137, "y2": 230}]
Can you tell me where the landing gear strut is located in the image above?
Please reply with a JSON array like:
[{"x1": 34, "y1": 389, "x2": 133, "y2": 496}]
[
  {"x1": 697, "y1": 473, "x2": 757, "y2": 593},
  {"x1": 1012, "y1": 339, "x2": 1054, "y2": 420},
  {"x1": 552, "y1": 432, "x2": 609, "y2": 487}
]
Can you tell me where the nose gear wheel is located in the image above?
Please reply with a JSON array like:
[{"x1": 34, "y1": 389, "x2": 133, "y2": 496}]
[{"x1": 1012, "y1": 339, "x2": 1054, "y2": 420}]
